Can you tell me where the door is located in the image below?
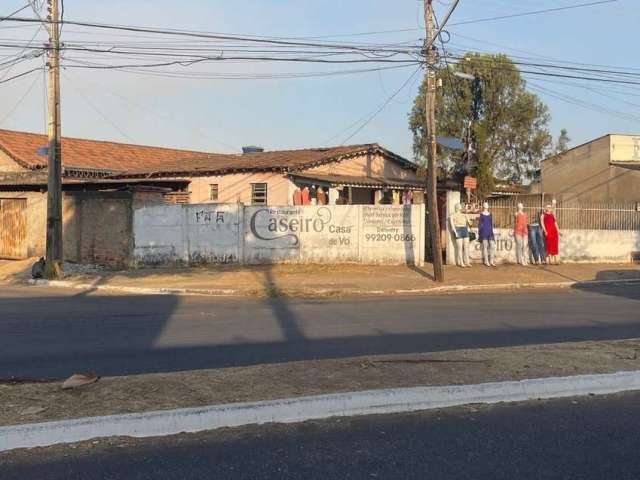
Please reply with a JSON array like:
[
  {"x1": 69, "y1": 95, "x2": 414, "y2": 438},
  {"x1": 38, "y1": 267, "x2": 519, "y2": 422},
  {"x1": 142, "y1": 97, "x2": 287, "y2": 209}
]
[{"x1": 0, "y1": 198, "x2": 27, "y2": 259}]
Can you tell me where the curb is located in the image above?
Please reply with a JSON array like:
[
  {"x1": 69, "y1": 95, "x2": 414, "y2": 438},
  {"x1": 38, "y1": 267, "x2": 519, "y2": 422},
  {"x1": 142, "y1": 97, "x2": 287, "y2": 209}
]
[
  {"x1": 2, "y1": 370, "x2": 640, "y2": 452},
  {"x1": 25, "y1": 277, "x2": 640, "y2": 298}
]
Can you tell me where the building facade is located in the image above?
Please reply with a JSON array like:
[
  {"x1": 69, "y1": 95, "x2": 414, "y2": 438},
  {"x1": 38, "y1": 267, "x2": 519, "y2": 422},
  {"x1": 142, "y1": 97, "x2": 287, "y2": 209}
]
[{"x1": 540, "y1": 134, "x2": 640, "y2": 203}]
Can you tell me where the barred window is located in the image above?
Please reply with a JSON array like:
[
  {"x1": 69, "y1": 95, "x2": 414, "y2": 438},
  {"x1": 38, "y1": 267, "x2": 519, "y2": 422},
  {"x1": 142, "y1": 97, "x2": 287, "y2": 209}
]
[
  {"x1": 251, "y1": 183, "x2": 268, "y2": 205},
  {"x1": 209, "y1": 184, "x2": 219, "y2": 201}
]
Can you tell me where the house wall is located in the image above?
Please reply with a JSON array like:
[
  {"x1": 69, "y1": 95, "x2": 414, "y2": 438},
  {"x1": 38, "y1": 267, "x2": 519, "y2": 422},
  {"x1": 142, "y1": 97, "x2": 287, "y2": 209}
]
[
  {"x1": 541, "y1": 135, "x2": 640, "y2": 203},
  {"x1": 305, "y1": 152, "x2": 417, "y2": 180},
  {"x1": 187, "y1": 172, "x2": 294, "y2": 205},
  {"x1": 182, "y1": 153, "x2": 420, "y2": 207},
  {"x1": 0, "y1": 150, "x2": 27, "y2": 173},
  {"x1": 0, "y1": 191, "x2": 46, "y2": 258}
]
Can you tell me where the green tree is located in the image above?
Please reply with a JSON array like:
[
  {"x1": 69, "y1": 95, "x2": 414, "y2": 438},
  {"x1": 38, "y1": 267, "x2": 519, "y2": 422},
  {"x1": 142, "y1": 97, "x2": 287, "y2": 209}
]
[
  {"x1": 409, "y1": 52, "x2": 552, "y2": 192},
  {"x1": 554, "y1": 128, "x2": 571, "y2": 154}
]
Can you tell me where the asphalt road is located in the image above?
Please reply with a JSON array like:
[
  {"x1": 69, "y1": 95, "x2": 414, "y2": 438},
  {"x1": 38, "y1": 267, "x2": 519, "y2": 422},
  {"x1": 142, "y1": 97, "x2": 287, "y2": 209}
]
[
  {"x1": 1, "y1": 282, "x2": 639, "y2": 379},
  {"x1": 3, "y1": 392, "x2": 640, "y2": 479}
]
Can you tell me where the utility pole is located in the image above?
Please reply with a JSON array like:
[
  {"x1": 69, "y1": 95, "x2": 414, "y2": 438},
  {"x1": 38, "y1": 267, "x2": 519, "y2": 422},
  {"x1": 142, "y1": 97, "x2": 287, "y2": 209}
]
[
  {"x1": 424, "y1": 0, "x2": 444, "y2": 282},
  {"x1": 45, "y1": 0, "x2": 63, "y2": 279}
]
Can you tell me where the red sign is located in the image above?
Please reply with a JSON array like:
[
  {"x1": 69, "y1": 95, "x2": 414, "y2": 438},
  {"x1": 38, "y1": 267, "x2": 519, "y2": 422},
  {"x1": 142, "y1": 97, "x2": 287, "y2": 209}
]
[{"x1": 464, "y1": 176, "x2": 477, "y2": 189}]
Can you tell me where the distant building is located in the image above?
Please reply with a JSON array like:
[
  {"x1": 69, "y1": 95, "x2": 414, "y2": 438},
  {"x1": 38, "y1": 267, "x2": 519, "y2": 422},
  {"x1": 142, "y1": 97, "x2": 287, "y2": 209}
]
[{"x1": 540, "y1": 134, "x2": 640, "y2": 203}]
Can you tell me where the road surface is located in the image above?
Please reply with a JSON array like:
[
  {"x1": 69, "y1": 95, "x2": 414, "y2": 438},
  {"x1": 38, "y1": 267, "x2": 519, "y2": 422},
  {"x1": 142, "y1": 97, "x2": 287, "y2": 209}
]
[
  {"x1": 1, "y1": 282, "x2": 639, "y2": 379},
  {"x1": 3, "y1": 392, "x2": 640, "y2": 479}
]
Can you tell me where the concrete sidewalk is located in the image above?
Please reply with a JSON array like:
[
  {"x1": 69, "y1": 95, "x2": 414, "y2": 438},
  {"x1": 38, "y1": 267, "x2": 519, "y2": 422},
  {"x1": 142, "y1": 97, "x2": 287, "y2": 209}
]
[{"x1": 3, "y1": 259, "x2": 640, "y2": 296}]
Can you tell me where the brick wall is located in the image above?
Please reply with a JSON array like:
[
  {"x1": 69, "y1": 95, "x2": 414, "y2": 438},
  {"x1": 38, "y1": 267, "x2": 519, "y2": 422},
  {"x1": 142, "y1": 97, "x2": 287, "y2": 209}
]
[{"x1": 64, "y1": 189, "x2": 165, "y2": 267}]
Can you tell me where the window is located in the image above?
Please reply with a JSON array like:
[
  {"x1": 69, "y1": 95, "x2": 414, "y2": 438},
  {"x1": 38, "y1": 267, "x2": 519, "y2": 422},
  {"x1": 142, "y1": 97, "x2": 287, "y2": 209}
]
[
  {"x1": 209, "y1": 184, "x2": 219, "y2": 201},
  {"x1": 251, "y1": 183, "x2": 268, "y2": 205}
]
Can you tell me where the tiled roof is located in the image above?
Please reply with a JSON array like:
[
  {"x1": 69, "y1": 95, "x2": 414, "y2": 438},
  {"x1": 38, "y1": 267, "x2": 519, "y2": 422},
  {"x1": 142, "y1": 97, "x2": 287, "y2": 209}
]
[{"x1": 0, "y1": 129, "x2": 412, "y2": 178}]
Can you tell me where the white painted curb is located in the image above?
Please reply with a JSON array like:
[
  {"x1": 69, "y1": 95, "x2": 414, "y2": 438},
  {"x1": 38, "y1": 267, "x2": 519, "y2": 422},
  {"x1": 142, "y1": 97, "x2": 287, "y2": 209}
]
[
  {"x1": 25, "y1": 277, "x2": 640, "y2": 297},
  {"x1": 2, "y1": 370, "x2": 640, "y2": 452}
]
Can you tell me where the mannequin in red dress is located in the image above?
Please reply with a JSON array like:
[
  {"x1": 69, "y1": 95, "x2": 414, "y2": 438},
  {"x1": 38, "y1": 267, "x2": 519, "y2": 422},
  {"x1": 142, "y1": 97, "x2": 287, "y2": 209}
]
[{"x1": 541, "y1": 204, "x2": 560, "y2": 264}]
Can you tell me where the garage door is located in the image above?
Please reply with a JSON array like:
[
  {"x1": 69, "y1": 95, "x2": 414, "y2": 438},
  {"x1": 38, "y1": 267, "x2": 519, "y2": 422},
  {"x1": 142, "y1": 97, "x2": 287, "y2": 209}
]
[{"x1": 0, "y1": 198, "x2": 27, "y2": 259}]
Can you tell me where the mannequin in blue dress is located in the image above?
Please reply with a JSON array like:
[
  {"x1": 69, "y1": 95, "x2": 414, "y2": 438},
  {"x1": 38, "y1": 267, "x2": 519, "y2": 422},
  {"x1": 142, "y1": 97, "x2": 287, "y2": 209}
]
[{"x1": 478, "y1": 201, "x2": 496, "y2": 267}]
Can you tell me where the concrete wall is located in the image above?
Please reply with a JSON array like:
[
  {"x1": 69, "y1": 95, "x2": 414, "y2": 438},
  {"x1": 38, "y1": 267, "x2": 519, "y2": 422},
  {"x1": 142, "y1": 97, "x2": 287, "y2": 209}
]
[
  {"x1": 462, "y1": 228, "x2": 640, "y2": 264},
  {"x1": 541, "y1": 135, "x2": 640, "y2": 203},
  {"x1": 134, "y1": 204, "x2": 425, "y2": 266},
  {"x1": 63, "y1": 192, "x2": 135, "y2": 267},
  {"x1": 445, "y1": 190, "x2": 640, "y2": 264},
  {"x1": 1, "y1": 189, "x2": 164, "y2": 265}
]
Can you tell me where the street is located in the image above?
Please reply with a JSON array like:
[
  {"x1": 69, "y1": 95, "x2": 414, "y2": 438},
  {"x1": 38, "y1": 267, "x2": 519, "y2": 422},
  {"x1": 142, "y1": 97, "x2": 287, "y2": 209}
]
[
  {"x1": 1, "y1": 283, "x2": 639, "y2": 379},
  {"x1": 3, "y1": 392, "x2": 640, "y2": 479}
]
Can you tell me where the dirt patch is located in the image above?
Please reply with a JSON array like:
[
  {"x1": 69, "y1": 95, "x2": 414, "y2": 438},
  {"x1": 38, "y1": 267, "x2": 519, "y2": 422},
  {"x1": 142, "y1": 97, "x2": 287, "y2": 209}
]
[{"x1": 1, "y1": 339, "x2": 640, "y2": 427}]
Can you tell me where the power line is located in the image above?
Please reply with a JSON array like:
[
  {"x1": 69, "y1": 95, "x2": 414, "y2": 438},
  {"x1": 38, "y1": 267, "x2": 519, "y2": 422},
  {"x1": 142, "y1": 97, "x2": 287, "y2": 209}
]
[
  {"x1": 0, "y1": 3, "x2": 31, "y2": 23},
  {"x1": 0, "y1": 64, "x2": 40, "y2": 125},
  {"x1": 448, "y1": 0, "x2": 619, "y2": 27},
  {"x1": 323, "y1": 66, "x2": 421, "y2": 145}
]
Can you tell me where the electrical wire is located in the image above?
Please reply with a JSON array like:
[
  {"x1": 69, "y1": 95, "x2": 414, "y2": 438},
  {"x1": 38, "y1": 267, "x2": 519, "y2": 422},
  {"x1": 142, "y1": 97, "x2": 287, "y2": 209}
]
[
  {"x1": 448, "y1": 0, "x2": 619, "y2": 27},
  {"x1": 0, "y1": 66, "x2": 41, "y2": 125}
]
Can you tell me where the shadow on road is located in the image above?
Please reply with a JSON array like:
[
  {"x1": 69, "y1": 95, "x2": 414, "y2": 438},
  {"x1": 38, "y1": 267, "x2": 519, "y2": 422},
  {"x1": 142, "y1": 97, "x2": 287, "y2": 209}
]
[{"x1": 572, "y1": 269, "x2": 640, "y2": 301}]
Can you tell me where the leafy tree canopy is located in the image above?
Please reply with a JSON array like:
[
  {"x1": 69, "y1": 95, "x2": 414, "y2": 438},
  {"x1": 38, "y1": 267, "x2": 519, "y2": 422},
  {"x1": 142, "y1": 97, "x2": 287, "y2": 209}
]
[
  {"x1": 554, "y1": 128, "x2": 571, "y2": 154},
  {"x1": 409, "y1": 52, "x2": 552, "y2": 190}
]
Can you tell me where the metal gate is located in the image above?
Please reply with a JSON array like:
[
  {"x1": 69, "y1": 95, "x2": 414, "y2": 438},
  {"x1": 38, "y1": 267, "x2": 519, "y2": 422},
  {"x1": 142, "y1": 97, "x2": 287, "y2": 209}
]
[{"x1": 0, "y1": 198, "x2": 27, "y2": 259}]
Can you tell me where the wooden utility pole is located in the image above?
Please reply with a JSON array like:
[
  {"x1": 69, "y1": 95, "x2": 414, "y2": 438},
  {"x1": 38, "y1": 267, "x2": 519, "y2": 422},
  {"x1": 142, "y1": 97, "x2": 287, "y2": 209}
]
[
  {"x1": 424, "y1": 0, "x2": 444, "y2": 282},
  {"x1": 45, "y1": 0, "x2": 63, "y2": 279}
]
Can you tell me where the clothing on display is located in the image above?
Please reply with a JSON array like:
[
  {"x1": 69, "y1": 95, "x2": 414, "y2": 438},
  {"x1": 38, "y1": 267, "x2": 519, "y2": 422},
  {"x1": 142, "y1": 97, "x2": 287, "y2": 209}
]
[
  {"x1": 543, "y1": 211, "x2": 559, "y2": 255},
  {"x1": 293, "y1": 189, "x2": 302, "y2": 206},
  {"x1": 528, "y1": 223, "x2": 546, "y2": 263},
  {"x1": 316, "y1": 187, "x2": 327, "y2": 205},
  {"x1": 478, "y1": 212, "x2": 494, "y2": 241},
  {"x1": 515, "y1": 211, "x2": 528, "y2": 237},
  {"x1": 301, "y1": 187, "x2": 311, "y2": 205}
]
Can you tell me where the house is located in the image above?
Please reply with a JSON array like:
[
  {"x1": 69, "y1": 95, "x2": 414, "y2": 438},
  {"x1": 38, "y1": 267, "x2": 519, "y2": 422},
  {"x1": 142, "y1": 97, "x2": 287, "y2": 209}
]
[
  {"x1": 0, "y1": 129, "x2": 427, "y2": 262},
  {"x1": 0, "y1": 129, "x2": 425, "y2": 206},
  {"x1": 540, "y1": 134, "x2": 640, "y2": 203}
]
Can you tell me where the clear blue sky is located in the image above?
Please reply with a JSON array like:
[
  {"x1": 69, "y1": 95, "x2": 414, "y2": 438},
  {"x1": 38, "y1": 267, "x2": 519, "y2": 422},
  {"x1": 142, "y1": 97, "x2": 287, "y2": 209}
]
[{"x1": 0, "y1": 0, "x2": 637, "y2": 160}]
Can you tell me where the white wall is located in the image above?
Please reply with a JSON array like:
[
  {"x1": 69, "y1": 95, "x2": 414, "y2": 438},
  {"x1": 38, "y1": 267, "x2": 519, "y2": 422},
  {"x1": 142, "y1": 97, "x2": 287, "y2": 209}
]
[
  {"x1": 134, "y1": 204, "x2": 241, "y2": 264},
  {"x1": 134, "y1": 204, "x2": 425, "y2": 266},
  {"x1": 445, "y1": 190, "x2": 640, "y2": 264}
]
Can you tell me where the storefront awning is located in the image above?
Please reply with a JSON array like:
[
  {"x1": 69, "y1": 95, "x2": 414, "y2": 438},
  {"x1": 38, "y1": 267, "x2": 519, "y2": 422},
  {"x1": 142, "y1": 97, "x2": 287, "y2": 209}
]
[{"x1": 289, "y1": 173, "x2": 426, "y2": 190}]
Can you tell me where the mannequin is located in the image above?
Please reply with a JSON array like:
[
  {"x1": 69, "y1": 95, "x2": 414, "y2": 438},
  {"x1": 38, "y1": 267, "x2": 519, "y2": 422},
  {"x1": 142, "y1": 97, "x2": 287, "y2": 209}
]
[
  {"x1": 316, "y1": 187, "x2": 327, "y2": 205},
  {"x1": 310, "y1": 185, "x2": 318, "y2": 206},
  {"x1": 514, "y1": 203, "x2": 528, "y2": 265},
  {"x1": 301, "y1": 186, "x2": 311, "y2": 205},
  {"x1": 449, "y1": 203, "x2": 472, "y2": 268},
  {"x1": 478, "y1": 201, "x2": 496, "y2": 267}
]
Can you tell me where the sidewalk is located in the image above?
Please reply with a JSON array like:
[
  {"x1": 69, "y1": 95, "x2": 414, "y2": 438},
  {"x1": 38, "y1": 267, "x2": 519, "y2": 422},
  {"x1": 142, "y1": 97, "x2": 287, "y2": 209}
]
[
  {"x1": 3, "y1": 259, "x2": 639, "y2": 297},
  {"x1": 2, "y1": 338, "x2": 640, "y2": 427}
]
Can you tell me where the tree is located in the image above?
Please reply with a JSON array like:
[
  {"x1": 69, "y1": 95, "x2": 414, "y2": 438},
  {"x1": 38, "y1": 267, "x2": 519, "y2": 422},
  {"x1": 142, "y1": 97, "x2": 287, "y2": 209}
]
[
  {"x1": 554, "y1": 128, "x2": 571, "y2": 154},
  {"x1": 409, "y1": 52, "x2": 552, "y2": 192}
]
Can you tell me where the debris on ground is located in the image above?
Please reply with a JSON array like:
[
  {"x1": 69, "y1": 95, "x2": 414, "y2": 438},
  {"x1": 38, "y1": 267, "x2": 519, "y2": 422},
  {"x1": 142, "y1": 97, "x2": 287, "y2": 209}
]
[{"x1": 62, "y1": 373, "x2": 100, "y2": 390}]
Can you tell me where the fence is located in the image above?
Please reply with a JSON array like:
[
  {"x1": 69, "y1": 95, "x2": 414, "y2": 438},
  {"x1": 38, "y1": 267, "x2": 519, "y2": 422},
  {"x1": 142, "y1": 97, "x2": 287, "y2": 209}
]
[
  {"x1": 133, "y1": 203, "x2": 425, "y2": 266},
  {"x1": 488, "y1": 194, "x2": 640, "y2": 231}
]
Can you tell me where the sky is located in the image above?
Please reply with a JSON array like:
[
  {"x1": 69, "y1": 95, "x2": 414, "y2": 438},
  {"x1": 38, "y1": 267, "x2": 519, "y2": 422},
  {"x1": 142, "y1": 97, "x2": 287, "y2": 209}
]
[{"x1": 0, "y1": 0, "x2": 637, "y2": 161}]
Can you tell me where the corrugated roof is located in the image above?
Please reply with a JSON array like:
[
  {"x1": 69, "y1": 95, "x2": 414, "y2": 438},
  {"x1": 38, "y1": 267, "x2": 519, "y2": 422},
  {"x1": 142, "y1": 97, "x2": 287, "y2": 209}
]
[{"x1": 0, "y1": 129, "x2": 412, "y2": 177}]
